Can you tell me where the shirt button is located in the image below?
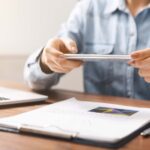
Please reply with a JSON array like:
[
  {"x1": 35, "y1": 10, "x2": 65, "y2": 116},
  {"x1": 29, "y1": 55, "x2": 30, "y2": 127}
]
[
  {"x1": 130, "y1": 32, "x2": 135, "y2": 36},
  {"x1": 127, "y1": 91, "x2": 131, "y2": 97}
]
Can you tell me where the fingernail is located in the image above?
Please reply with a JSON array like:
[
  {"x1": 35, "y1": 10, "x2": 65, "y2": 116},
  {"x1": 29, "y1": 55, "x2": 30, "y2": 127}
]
[
  {"x1": 128, "y1": 60, "x2": 135, "y2": 66},
  {"x1": 131, "y1": 53, "x2": 140, "y2": 59},
  {"x1": 71, "y1": 47, "x2": 77, "y2": 53}
]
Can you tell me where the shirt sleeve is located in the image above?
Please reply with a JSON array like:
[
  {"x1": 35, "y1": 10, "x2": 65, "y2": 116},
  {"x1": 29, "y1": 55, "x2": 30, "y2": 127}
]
[
  {"x1": 24, "y1": 0, "x2": 91, "y2": 91},
  {"x1": 24, "y1": 48, "x2": 63, "y2": 91},
  {"x1": 57, "y1": 0, "x2": 91, "y2": 52}
]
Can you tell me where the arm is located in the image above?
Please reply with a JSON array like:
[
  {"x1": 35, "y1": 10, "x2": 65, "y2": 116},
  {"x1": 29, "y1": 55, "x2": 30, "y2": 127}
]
[
  {"x1": 24, "y1": 48, "x2": 63, "y2": 91},
  {"x1": 129, "y1": 48, "x2": 150, "y2": 83},
  {"x1": 24, "y1": 0, "x2": 91, "y2": 91}
]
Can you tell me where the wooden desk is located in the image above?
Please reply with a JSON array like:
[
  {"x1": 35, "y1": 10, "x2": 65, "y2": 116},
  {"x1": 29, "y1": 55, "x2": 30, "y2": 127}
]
[{"x1": 0, "y1": 81, "x2": 150, "y2": 150}]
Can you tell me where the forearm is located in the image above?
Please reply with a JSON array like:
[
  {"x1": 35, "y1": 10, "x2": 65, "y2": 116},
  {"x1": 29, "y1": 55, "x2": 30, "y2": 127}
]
[
  {"x1": 24, "y1": 48, "x2": 63, "y2": 91},
  {"x1": 24, "y1": 0, "x2": 89, "y2": 90}
]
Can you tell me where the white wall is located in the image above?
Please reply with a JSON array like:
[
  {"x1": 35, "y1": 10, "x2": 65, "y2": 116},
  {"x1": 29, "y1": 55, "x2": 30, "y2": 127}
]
[
  {"x1": 0, "y1": 0, "x2": 83, "y2": 92},
  {"x1": 0, "y1": 0, "x2": 76, "y2": 55}
]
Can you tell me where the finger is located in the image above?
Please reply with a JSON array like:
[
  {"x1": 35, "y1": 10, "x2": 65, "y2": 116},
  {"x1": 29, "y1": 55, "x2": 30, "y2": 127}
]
[
  {"x1": 58, "y1": 59, "x2": 83, "y2": 69},
  {"x1": 129, "y1": 57, "x2": 150, "y2": 69},
  {"x1": 48, "y1": 64, "x2": 72, "y2": 73},
  {"x1": 47, "y1": 38, "x2": 62, "y2": 50},
  {"x1": 44, "y1": 47, "x2": 63, "y2": 57},
  {"x1": 138, "y1": 69, "x2": 150, "y2": 77},
  {"x1": 131, "y1": 48, "x2": 150, "y2": 60},
  {"x1": 43, "y1": 48, "x2": 62, "y2": 68},
  {"x1": 43, "y1": 46, "x2": 82, "y2": 72},
  {"x1": 44, "y1": 47, "x2": 67, "y2": 66},
  {"x1": 46, "y1": 38, "x2": 70, "y2": 54},
  {"x1": 144, "y1": 77, "x2": 150, "y2": 83},
  {"x1": 42, "y1": 47, "x2": 66, "y2": 72},
  {"x1": 54, "y1": 59, "x2": 76, "y2": 72},
  {"x1": 44, "y1": 52, "x2": 67, "y2": 70},
  {"x1": 61, "y1": 63, "x2": 82, "y2": 71},
  {"x1": 60, "y1": 38, "x2": 78, "y2": 54},
  {"x1": 48, "y1": 53, "x2": 82, "y2": 69},
  {"x1": 44, "y1": 50, "x2": 80, "y2": 72}
]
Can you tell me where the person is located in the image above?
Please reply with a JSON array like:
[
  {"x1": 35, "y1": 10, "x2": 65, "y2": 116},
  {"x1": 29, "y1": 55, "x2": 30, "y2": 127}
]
[{"x1": 24, "y1": 0, "x2": 150, "y2": 100}]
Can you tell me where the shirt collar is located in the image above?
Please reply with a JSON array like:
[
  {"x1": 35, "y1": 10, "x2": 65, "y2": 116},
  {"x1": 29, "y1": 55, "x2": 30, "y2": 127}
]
[
  {"x1": 105, "y1": 0, "x2": 127, "y2": 14},
  {"x1": 104, "y1": 0, "x2": 150, "y2": 16},
  {"x1": 143, "y1": 2, "x2": 150, "y2": 10},
  {"x1": 135, "y1": 2, "x2": 150, "y2": 15}
]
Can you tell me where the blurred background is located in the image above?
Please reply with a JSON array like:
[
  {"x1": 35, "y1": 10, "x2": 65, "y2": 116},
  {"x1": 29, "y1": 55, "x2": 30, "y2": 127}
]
[{"x1": 0, "y1": 0, "x2": 83, "y2": 91}]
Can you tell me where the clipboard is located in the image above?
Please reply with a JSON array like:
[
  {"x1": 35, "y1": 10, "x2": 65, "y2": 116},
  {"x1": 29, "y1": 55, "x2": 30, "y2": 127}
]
[{"x1": 0, "y1": 98, "x2": 149, "y2": 148}]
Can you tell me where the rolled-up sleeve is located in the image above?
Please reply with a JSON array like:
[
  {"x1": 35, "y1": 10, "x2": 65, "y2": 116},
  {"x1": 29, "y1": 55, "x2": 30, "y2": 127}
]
[
  {"x1": 24, "y1": 48, "x2": 63, "y2": 91},
  {"x1": 24, "y1": 0, "x2": 91, "y2": 91}
]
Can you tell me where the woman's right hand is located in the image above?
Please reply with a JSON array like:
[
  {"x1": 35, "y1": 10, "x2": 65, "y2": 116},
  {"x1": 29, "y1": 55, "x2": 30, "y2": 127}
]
[{"x1": 40, "y1": 37, "x2": 83, "y2": 74}]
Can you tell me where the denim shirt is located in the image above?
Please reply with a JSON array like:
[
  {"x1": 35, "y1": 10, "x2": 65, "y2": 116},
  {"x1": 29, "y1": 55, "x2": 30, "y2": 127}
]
[{"x1": 24, "y1": 0, "x2": 150, "y2": 100}]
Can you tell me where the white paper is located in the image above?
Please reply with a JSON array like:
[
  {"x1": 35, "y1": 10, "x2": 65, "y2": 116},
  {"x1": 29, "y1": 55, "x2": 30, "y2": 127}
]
[{"x1": 0, "y1": 98, "x2": 149, "y2": 143}]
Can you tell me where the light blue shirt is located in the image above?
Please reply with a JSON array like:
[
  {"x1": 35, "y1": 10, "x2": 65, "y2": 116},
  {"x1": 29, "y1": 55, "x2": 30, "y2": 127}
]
[{"x1": 24, "y1": 0, "x2": 150, "y2": 100}]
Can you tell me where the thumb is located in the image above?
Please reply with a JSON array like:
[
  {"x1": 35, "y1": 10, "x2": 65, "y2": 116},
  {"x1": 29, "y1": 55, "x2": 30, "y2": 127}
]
[
  {"x1": 131, "y1": 48, "x2": 150, "y2": 60},
  {"x1": 61, "y1": 38, "x2": 78, "y2": 54}
]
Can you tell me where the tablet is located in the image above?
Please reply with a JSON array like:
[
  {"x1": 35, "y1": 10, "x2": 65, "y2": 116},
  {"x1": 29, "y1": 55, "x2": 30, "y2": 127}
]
[{"x1": 63, "y1": 54, "x2": 131, "y2": 61}]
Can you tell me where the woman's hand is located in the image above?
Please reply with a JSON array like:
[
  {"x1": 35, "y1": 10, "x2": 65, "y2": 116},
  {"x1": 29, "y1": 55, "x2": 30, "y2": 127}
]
[
  {"x1": 129, "y1": 48, "x2": 150, "y2": 83},
  {"x1": 40, "y1": 37, "x2": 83, "y2": 74}
]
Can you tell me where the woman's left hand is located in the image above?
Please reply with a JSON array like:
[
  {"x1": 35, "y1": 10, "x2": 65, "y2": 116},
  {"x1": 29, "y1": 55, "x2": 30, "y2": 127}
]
[{"x1": 129, "y1": 48, "x2": 150, "y2": 83}]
